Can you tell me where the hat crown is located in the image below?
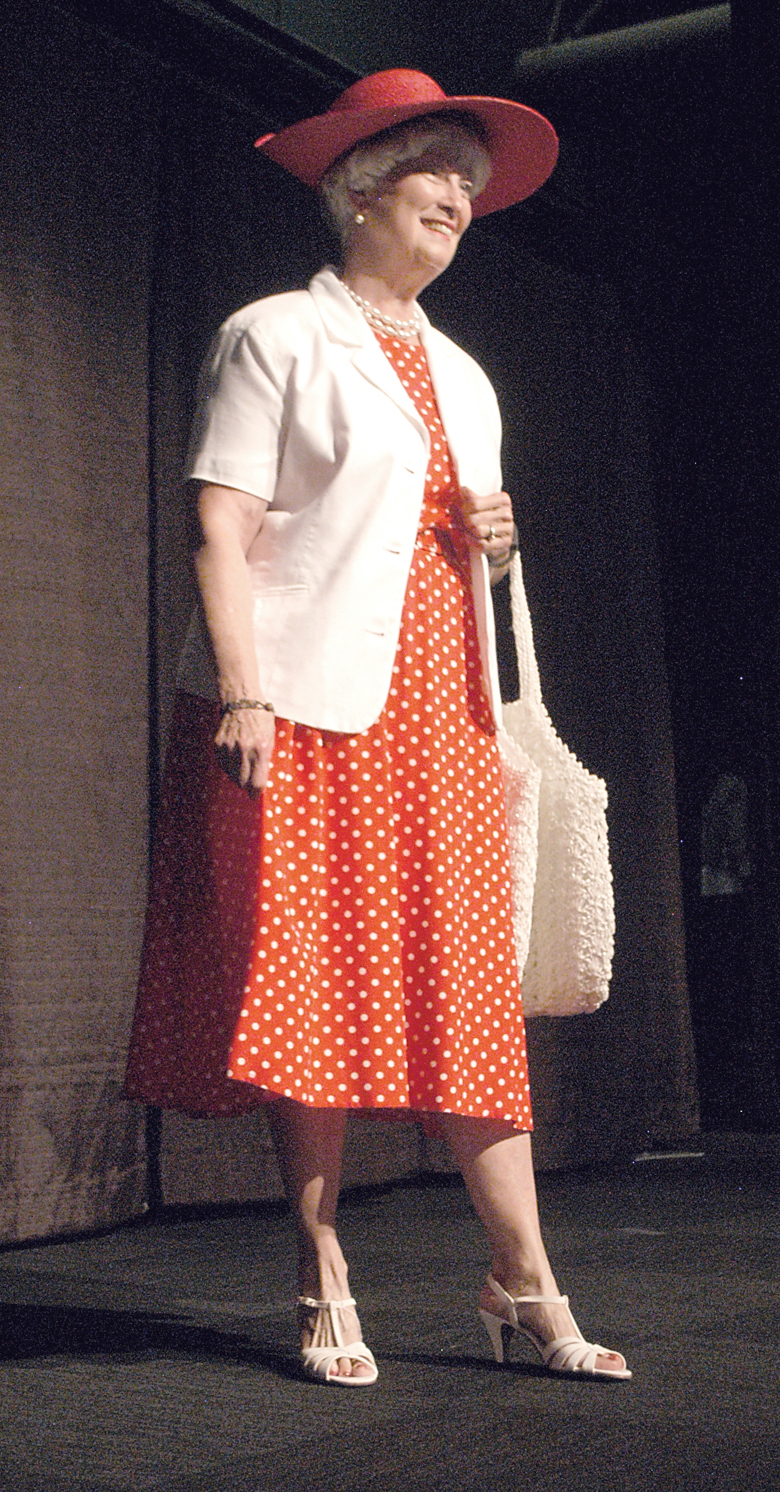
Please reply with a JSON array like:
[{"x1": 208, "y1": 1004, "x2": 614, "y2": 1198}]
[{"x1": 328, "y1": 69, "x2": 447, "y2": 117}]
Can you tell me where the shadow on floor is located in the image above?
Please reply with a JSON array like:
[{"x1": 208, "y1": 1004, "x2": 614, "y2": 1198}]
[{"x1": 0, "y1": 1136, "x2": 778, "y2": 1492}]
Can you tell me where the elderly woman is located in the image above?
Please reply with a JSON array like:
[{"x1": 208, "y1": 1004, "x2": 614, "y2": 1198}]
[{"x1": 125, "y1": 69, "x2": 630, "y2": 1386}]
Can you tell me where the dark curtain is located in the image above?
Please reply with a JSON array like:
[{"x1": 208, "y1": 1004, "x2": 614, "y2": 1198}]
[
  {"x1": 0, "y1": 0, "x2": 152, "y2": 1240},
  {"x1": 0, "y1": 0, "x2": 697, "y2": 1232}
]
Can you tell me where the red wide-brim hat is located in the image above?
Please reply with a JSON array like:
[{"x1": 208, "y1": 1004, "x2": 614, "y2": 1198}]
[{"x1": 255, "y1": 69, "x2": 558, "y2": 218}]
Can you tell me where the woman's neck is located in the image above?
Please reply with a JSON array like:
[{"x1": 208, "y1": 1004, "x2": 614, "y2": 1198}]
[
  {"x1": 340, "y1": 268, "x2": 421, "y2": 322},
  {"x1": 339, "y1": 275, "x2": 423, "y2": 341}
]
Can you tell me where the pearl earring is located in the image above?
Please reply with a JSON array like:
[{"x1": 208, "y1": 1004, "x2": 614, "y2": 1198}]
[{"x1": 354, "y1": 212, "x2": 365, "y2": 225}]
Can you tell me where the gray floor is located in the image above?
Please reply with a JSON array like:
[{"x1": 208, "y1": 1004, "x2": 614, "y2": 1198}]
[{"x1": 1, "y1": 1135, "x2": 778, "y2": 1492}]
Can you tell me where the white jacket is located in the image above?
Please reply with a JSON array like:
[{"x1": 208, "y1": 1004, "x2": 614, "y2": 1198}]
[{"x1": 178, "y1": 267, "x2": 504, "y2": 733}]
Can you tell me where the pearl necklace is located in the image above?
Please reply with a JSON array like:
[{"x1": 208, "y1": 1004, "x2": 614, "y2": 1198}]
[{"x1": 341, "y1": 281, "x2": 422, "y2": 340}]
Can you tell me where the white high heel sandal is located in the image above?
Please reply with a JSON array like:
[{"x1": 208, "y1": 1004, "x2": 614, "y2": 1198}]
[
  {"x1": 479, "y1": 1274, "x2": 632, "y2": 1381},
  {"x1": 297, "y1": 1295, "x2": 379, "y2": 1386}
]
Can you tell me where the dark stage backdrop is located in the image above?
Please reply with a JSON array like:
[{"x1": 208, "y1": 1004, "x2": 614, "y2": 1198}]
[
  {"x1": 0, "y1": 2, "x2": 152, "y2": 1239},
  {"x1": 0, "y1": 0, "x2": 697, "y2": 1239}
]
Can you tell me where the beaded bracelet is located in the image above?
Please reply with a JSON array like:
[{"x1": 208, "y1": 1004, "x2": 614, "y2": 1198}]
[{"x1": 220, "y1": 698, "x2": 275, "y2": 715}]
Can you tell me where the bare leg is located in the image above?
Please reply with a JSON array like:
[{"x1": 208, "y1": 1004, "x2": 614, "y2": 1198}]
[
  {"x1": 439, "y1": 1115, "x2": 628, "y2": 1374},
  {"x1": 265, "y1": 1097, "x2": 374, "y2": 1379}
]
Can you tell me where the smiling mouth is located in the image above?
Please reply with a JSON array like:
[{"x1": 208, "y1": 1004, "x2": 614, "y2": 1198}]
[{"x1": 421, "y1": 218, "x2": 455, "y2": 237}]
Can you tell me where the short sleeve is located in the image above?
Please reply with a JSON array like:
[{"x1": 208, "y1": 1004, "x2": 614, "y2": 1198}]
[{"x1": 186, "y1": 322, "x2": 285, "y2": 503}]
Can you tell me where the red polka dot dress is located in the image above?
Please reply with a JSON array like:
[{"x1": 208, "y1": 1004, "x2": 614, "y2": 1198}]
[{"x1": 125, "y1": 332, "x2": 532, "y2": 1131}]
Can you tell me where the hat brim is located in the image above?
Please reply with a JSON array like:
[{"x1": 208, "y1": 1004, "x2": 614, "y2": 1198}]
[{"x1": 256, "y1": 95, "x2": 558, "y2": 217}]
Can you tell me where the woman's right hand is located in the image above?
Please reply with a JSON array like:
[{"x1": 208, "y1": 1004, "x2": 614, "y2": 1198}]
[{"x1": 214, "y1": 705, "x2": 276, "y2": 796}]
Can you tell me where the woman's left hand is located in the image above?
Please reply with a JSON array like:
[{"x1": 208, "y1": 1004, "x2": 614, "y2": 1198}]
[{"x1": 454, "y1": 486, "x2": 514, "y2": 565}]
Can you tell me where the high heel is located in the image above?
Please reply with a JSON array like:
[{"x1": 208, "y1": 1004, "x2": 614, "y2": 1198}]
[
  {"x1": 297, "y1": 1295, "x2": 378, "y2": 1386},
  {"x1": 479, "y1": 1274, "x2": 631, "y2": 1380}
]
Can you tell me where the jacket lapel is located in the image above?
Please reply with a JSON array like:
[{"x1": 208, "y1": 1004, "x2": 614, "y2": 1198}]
[
  {"x1": 423, "y1": 326, "x2": 473, "y2": 486},
  {"x1": 309, "y1": 269, "x2": 429, "y2": 449}
]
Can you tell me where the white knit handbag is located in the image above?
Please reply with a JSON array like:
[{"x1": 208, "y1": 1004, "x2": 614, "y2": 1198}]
[{"x1": 496, "y1": 553, "x2": 614, "y2": 1016}]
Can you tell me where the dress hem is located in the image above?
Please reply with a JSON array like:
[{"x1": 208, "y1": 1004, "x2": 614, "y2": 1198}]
[{"x1": 123, "y1": 1079, "x2": 533, "y2": 1133}]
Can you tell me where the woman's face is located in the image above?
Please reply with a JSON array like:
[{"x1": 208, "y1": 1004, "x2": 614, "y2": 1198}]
[{"x1": 354, "y1": 155, "x2": 475, "y2": 290}]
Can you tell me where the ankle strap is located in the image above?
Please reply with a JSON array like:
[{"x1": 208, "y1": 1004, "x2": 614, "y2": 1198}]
[
  {"x1": 486, "y1": 1274, "x2": 568, "y2": 1309},
  {"x1": 297, "y1": 1295, "x2": 356, "y2": 1310}
]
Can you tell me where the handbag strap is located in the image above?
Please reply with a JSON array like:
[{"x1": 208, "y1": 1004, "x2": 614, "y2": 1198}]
[{"x1": 509, "y1": 552, "x2": 544, "y2": 710}]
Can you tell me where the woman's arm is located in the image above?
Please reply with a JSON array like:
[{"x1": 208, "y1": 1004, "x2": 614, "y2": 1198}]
[{"x1": 192, "y1": 481, "x2": 276, "y2": 795}]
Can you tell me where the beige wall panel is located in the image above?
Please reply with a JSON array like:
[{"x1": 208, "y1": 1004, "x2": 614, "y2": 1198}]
[
  {"x1": 0, "y1": 1, "x2": 154, "y2": 1240},
  {"x1": 159, "y1": 1111, "x2": 426, "y2": 1207}
]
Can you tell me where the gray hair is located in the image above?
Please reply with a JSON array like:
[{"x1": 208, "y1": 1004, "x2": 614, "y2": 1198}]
[{"x1": 319, "y1": 113, "x2": 492, "y2": 244}]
